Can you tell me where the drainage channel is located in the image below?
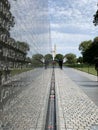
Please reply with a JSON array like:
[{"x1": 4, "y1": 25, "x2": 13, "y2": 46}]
[{"x1": 45, "y1": 69, "x2": 56, "y2": 130}]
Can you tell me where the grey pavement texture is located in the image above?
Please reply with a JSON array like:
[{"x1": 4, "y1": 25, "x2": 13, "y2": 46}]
[
  {"x1": 55, "y1": 68, "x2": 98, "y2": 130},
  {"x1": 1, "y1": 67, "x2": 98, "y2": 130},
  {"x1": 63, "y1": 67, "x2": 98, "y2": 106},
  {"x1": 0, "y1": 69, "x2": 52, "y2": 130}
]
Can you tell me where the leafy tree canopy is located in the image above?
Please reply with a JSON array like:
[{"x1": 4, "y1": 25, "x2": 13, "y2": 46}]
[
  {"x1": 32, "y1": 54, "x2": 44, "y2": 67},
  {"x1": 65, "y1": 53, "x2": 77, "y2": 64},
  {"x1": 44, "y1": 54, "x2": 53, "y2": 61},
  {"x1": 55, "y1": 54, "x2": 64, "y2": 61},
  {"x1": 16, "y1": 41, "x2": 30, "y2": 52},
  {"x1": 93, "y1": 9, "x2": 98, "y2": 26},
  {"x1": 77, "y1": 57, "x2": 83, "y2": 63},
  {"x1": 32, "y1": 54, "x2": 43, "y2": 61},
  {"x1": 79, "y1": 37, "x2": 98, "y2": 64},
  {"x1": 79, "y1": 40, "x2": 92, "y2": 55}
]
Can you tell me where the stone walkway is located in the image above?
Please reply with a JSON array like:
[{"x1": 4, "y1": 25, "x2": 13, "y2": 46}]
[
  {"x1": 55, "y1": 68, "x2": 98, "y2": 130},
  {"x1": 1, "y1": 68, "x2": 98, "y2": 130},
  {"x1": 0, "y1": 69, "x2": 52, "y2": 130}
]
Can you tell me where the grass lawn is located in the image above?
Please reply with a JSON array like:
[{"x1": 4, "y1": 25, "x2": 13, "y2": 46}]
[
  {"x1": 65, "y1": 64, "x2": 97, "y2": 76},
  {"x1": 77, "y1": 65, "x2": 97, "y2": 76}
]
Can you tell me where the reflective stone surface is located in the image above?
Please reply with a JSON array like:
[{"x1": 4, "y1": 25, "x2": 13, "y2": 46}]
[{"x1": 0, "y1": 68, "x2": 52, "y2": 130}]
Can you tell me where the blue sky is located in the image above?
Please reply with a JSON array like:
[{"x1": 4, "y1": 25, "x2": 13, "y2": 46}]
[{"x1": 9, "y1": 0, "x2": 98, "y2": 57}]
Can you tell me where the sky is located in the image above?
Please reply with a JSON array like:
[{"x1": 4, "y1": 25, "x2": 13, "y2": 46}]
[{"x1": 9, "y1": 0, "x2": 98, "y2": 57}]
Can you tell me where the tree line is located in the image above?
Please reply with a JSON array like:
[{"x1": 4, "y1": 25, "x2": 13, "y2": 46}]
[
  {"x1": 31, "y1": 53, "x2": 77, "y2": 67},
  {"x1": 32, "y1": 36, "x2": 98, "y2": 67}
]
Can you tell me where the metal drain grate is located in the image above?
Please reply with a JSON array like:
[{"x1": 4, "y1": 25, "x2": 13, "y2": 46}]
[{"x1": 45, "y1": 68, "x2": 56, "y2": 130}]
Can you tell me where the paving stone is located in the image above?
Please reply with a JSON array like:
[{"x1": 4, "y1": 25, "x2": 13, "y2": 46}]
[
  {"x1": 0, "y1": 69, "x2": 52, "y2": 130},
  {"x1": 55, "y1": 68, "x2": 98, "y2": 130}
]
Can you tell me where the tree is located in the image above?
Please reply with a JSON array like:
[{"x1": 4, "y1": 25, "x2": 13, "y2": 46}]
[
  {"x1": 83, "y1": 47, "x2": 93, "y2": 64},
  {"x1": 16, "y1": 41, "x2": 30, "y2": 54},
  {"x1": 32, "y1": 54, "x2": 44, "y2": 67},
  {"x1": 44, "y1": 54, "x2": 53, "y2": 61},
  {"x1": 81, "y1": 37, "x2": 98, "y2": 64},
  {"x1": 93, "y1": 9, "x2": 98, "y2": 26},
  {"x1": 0, "y1": 0, "x2": 15, "y2": 68},
  {"x1": 77, "y1": 57, "x2": 83, "y2": 63},
  {"x1": 93, "y1": 36, "x2": 98, "y2": 43},
  {"x1": 79, "y1": 40, "x2": 92, "y2": 55},
  {"x1": 65, "y1": 53, "x2": 77, "y2": 64},
  {"x1": 55, "y1": 54, "x2": 64, "y2": 61}
]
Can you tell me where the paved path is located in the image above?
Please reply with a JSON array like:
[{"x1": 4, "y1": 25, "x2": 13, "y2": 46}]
[
  {"x1": 1, "y1": 68, "x2": 98, "y2": 130},
  {"x1": 0, "y1": 68, "x2": 44, "y2": 111},
  {"x1": 0, "y1": 68, "x2": 52, "y2": 130},
  {"x1": 63, "y1": 67, "x2": 98, "y2": 106},
  {"x1": 55, "y1": 68, "x2": 98, "y2": 130}
]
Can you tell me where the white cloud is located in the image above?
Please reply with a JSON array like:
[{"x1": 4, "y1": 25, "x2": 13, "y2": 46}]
[
  {"x1": 9, "y1": 0, "x2": 51, "y2": 56},
  {"x1": 49, "y1": 0, "x2": 98, "y2": 24},
  {"x1": 51, "y1": 31, "x2": 94, "y2": 56},
  {"x1": 9, "y1": 0, "x2": 98, "y2": 57},
  {"x1": 51, "y1": 31, "x2": 93, "y2": 44}
]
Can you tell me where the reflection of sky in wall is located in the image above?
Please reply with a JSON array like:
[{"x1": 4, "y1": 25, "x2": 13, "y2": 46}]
[
  {"x1": 9, "y1": 0, "x2": 51, "y2": 56},
  {"x1": 10, "y1": 0, "x2": 98, "y2": 57}
]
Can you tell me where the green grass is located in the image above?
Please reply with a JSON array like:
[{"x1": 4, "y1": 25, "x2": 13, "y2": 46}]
[
  {"x1": 65, "y1": 64, "x2": 97, "y2": 76},
  {"x1": 11, "y1": 68, "x2": 33, "y2": 76},
  {"x1": 77, "y1": 66, "x2": 97, "y2": 76}
]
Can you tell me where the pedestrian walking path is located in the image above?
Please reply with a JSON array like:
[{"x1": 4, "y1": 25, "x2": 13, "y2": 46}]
[
  {"x1": 1, "y1": 68, "x2": 98, "y2": 130},
  {"x1": 0, "y1": 69, "x2": 52, "y2": 130},
  {"x1": 63, "y1": 67, "x2": 98, "y2": 106},
  {"x1": 55, "y1": 68, "x2": 98, "y2": 130},
  {"x1": 70, "y1": 68, "x2": 97, "y2": 82}
]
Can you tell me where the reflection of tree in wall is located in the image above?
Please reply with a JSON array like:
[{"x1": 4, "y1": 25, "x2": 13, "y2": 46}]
[
  {"x1": 0, "y1": 0, "x2": 30, "y2": 83},
  {"x1": 45, "y1": 54, "x2": 53, "y2": 61},
  {"x1": 32, "y1": 54, "x2": 44, "y2": 67},
  {"x1": 0, "y1": 0, "x2": 30, "y2": 69},
  {"x1": 0, "y1": 0, "x2": 15, "y2": 65},
  {"x1": 44, "y1": 54, "x2": 53, "y2": 68}
]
